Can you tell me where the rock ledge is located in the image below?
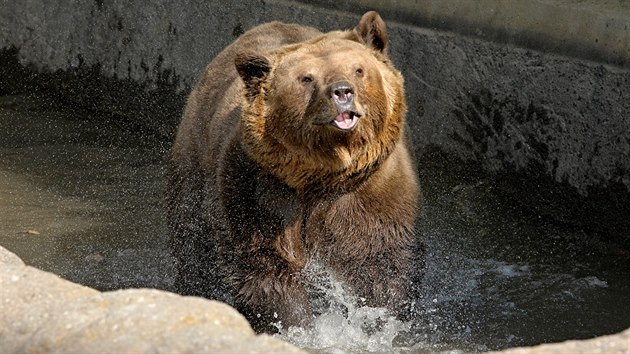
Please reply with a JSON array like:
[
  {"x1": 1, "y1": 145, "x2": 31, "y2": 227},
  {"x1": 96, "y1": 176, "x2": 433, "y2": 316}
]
[{"x1": 0, "y1": 245, "x2": 304, "y2": 353}]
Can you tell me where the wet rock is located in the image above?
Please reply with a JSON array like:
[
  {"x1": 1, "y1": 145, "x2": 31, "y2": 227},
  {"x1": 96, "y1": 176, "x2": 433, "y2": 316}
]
[{"x1": 0, "y1": 245, "x2": 304, "y2": 354}]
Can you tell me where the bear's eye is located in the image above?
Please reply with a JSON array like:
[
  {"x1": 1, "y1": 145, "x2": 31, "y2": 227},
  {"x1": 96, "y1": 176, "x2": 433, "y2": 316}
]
[
  {"x1": 355, "y1": 68, "x2": 364, "y2": 77},
  {"x1": 300, "y1": 75, "x2": 314, "y2": 84}
]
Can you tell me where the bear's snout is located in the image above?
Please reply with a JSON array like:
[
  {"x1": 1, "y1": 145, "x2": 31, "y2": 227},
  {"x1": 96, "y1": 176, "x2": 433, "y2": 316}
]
[
  {"x1": 327, "y1": 81, "x2": 361, "y2": 131},
  {"x1": 330, "y1": 81, "x2": 354, "y2": 112}
]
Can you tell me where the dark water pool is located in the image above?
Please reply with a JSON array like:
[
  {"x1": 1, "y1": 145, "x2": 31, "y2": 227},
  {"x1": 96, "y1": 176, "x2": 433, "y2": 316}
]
[{"x1": 1, "y1": 94, "x2": 628, "y2": 353}]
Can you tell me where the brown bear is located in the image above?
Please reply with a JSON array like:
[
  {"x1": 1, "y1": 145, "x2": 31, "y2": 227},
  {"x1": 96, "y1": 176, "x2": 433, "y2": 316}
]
[{"x1": 167, "y1": 11, "x2": 420, "y2": 333}]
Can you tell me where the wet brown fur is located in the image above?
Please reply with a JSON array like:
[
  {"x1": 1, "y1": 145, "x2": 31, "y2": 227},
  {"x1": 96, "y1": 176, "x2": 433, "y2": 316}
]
[{"x1": 167, "y1": 12, "x2": 420, "y2": 333}]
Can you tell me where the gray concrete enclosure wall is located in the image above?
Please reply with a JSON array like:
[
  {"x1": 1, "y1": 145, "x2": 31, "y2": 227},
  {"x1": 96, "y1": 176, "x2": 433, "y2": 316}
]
[
  {"x1": 1, "y1": 0, "x2": 629, "y2": 242},
  {"x1": 300, "y1": 0, "x2": 630, "y2": 68}
]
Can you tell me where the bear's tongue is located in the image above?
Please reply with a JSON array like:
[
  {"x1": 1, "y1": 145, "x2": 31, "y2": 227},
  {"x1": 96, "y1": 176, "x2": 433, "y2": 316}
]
[{"x1": 333, "y1": 111, "x2": 358, "y2": 130}]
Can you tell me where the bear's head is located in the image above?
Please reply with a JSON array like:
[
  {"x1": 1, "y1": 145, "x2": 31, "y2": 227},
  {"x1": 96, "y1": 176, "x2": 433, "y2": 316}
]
[{"x1": 236, "y1": 12, "x2": 407, "y2": 192}]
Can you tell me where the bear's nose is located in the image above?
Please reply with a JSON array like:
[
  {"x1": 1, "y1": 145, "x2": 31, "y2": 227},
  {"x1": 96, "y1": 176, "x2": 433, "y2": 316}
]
[{"x1": 331, "y1": 81, "x2": 354, "y2": 105}]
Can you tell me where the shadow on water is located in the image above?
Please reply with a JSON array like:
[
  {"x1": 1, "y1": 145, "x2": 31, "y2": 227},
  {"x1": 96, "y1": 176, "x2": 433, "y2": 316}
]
[{"x1": 0, "y1": 93, "x2": 628, "y2": 353}]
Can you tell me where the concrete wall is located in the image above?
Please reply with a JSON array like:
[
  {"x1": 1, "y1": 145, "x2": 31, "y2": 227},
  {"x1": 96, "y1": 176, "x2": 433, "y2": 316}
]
[
  {"x1": 1, "y1": 0, "x2": 629, "y2": 241},
  {"x1": 300, "y1": 0, "x2": 630, "y2": 68}
]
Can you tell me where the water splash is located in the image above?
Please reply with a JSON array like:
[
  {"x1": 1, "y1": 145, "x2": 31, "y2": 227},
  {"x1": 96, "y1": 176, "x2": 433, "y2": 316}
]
[{"x1": 274, "y1": 262, "x2": 413, "y2": 353}]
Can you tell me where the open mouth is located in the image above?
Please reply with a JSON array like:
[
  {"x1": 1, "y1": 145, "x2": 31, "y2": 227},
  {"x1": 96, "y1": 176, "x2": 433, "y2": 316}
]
[{"x1": 332, "y1": 111, "x2": 360, "y2": 131}]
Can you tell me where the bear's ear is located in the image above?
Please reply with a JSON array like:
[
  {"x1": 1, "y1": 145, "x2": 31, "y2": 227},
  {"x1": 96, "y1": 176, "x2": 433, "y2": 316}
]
[
  {"x1": 235, "y1": 51, "x2": 271, "y2": 100},
  {"x1": 355, "y1": 11, "x2": 388, "y2": 54}
]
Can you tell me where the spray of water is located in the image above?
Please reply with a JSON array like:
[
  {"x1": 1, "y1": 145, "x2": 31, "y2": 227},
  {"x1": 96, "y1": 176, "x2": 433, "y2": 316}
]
[{"x1": 274, "y1": 262, "x2": 413, "y2": 353}]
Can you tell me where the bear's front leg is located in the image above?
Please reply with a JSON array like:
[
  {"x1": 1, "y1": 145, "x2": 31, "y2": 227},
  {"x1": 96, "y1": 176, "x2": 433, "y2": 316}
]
[
  {"x1": 218, "y1": 144, "x2": 313, "y2": 332},
  {"x1": 333, "y1": 241, "x2": 413, "y2": 313},
  {"x1": 318, "y1": 179, "x2": 419, "y2": 316},
  {"x1": 229, "y1": 220, "x2": 312, "y2": 333}
]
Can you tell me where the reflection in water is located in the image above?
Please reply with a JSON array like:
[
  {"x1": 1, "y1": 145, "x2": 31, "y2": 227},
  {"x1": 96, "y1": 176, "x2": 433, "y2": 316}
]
[{"x1": 0, "y1": 94, "x2": 628, "y2": 352}]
